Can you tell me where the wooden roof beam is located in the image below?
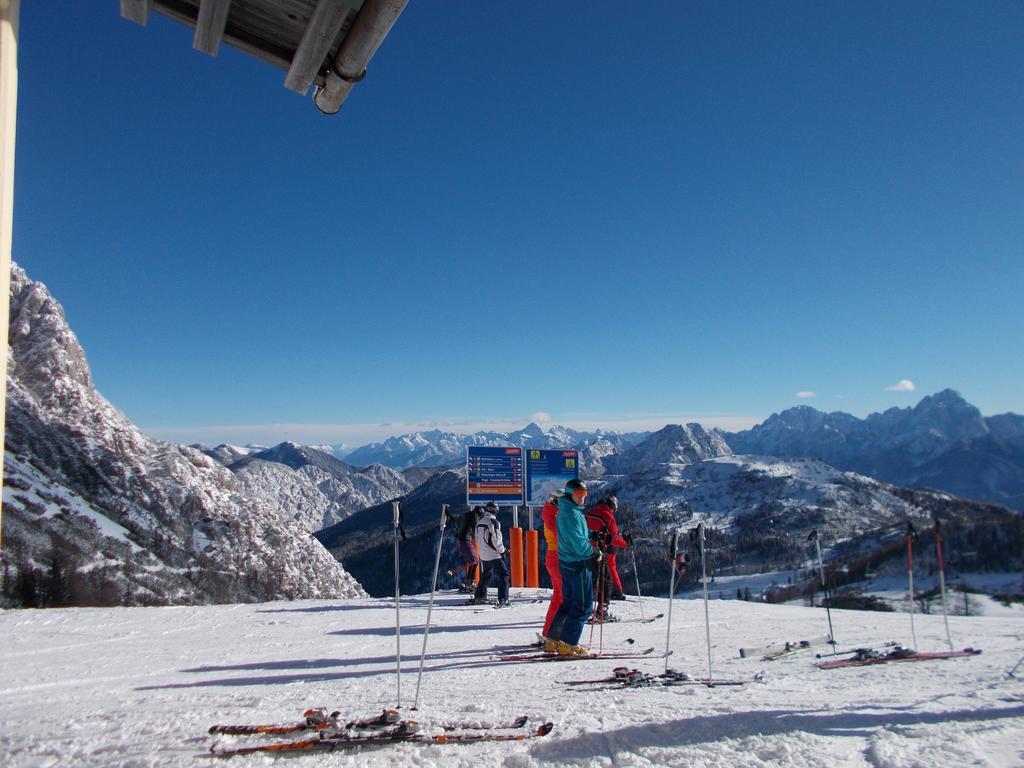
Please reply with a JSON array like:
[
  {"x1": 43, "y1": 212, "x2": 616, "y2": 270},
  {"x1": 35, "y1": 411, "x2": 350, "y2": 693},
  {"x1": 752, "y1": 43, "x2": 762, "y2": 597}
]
[
  {"x1": 193, "y1": 0, "x2": 232, "y2": 56},
  {"x1": 284, "y1": 0, "x2": 352, "y2": 94},
  {"x1": 313, "y1": 0, "x2": 407, "y2": 115},
  {"x1": 120, "y1": 0, "x2": 151, "y2": 26}
]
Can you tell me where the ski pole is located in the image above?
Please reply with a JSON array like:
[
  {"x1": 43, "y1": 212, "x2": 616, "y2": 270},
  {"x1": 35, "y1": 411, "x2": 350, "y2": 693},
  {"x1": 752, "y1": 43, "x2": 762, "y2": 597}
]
[
  {"x1": 935, "y1": 518, "x2": 954, "y2": 651},
  {"x1": 1008, "y1": 654, "x2": 1024, "y2": 679},
  {"x1": 629, "y1": 545, "x2": 645, "y2": 620},
  {"x1": 664, "y1": 532, "x2": 679, "y2": 673},
  {"x1": 597, "y1": 554, "x2": 606, "y2": 654},
  {"x1": 906, "y1": 522, "x2": 918, "y2": 650},
  {"x1": 413, "y1": 504, "x2": 449, "y2": 711},
  {"x1": 693, "y1": 522, "x2": 713, "y2": 683},
  {"x1": 808, "y1": 529, "x2": 836, "y2": 653},
  {"x1": 392, "y1": 501, "x2": 402, "y2": 707}
]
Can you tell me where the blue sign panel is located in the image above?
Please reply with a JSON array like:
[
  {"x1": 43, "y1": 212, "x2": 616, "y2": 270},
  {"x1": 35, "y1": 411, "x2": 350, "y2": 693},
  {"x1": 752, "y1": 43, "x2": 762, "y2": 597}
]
[
  {"x1": 525, "y1": 449, "x2": 579, "y2": 506},
  {"x1": 466, "y1": 446, "x2": 524, "y2": 505}
]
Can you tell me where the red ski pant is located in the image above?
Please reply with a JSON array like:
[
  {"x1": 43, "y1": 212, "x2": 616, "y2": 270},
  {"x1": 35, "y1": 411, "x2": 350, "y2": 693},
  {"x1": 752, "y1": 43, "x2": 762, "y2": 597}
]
[{"x1": 542, "y1": 550, "x2": 562, "y2": 637}]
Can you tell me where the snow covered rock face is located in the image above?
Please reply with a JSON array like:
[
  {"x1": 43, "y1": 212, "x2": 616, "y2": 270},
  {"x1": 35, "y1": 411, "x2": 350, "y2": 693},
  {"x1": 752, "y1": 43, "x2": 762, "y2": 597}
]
[
  {"x1": 726, "y1": 393, "x2": 1024, "y2": 511},
  {"x1": 611, "y1": 455, "x2": 922, "y2": 541},
  {"x1": 603, "y1": 423, "x2": 733, "y2": 475},
  {"x1": 232, "y1": 454, "x2": 412, "y2": 533},
  {"x1": 3, "y1": 263, "x2": 367, "y2": 606}
]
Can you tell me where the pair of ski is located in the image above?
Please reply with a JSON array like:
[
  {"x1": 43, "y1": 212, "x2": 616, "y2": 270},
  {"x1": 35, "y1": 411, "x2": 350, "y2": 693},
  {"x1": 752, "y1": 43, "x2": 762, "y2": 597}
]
[
  {"x1": 560, "y1": 666, "x2": 760, "y2": 689},
  {"x1": 816, "y1": 646, "x2": 981, "y2": 670},
  {"x1": 209, "y1": 709, "x2": 553, "y2": 756},
  {"x1": 494, "y1": 646, "x2": 666, "y2": 663},
  {"x1": 588, "y1": 612, "x2": 665, "y2": 625},
  {"x1": 739, "y1": 634, "x2": 833, "y2": 660}
]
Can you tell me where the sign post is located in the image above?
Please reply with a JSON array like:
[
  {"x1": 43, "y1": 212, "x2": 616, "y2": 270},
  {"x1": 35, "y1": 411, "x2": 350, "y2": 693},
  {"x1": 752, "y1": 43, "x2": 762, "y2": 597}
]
[
  {"x1": 466, "y1": 446, "x2": 524, "y2": 506},
  {"x1": 524, "y1": 450, "x2": 580, "y2": 589},
  {"x1": 467, "y1": 447, "x2": 525, "y2": 590}
]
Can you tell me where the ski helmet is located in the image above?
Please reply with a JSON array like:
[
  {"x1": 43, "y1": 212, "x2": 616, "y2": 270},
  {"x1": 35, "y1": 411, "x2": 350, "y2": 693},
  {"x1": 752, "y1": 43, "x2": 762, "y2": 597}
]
[
  {"x1": 602, "y1": 494, "x2": 618, "y2": 512},
  {"x1": 565, "y1": 478, "x2": 588, "y2": 494}
]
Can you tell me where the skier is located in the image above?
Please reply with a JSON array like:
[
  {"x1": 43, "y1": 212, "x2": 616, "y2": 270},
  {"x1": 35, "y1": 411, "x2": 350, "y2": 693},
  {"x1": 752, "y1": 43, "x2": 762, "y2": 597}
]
[
  {"x1": 546, "y1": 479, "x2": 604, "y2": 656},
  {"x1": 540, "y1": 493, "x2": 562, "y2": 646},
  {"x1": 586, "y1": 494, "x2": 629, "y2": 623},
  {"x1": 455, "y1": 507, "x2": 481, "y2": 591},
  {"x1": 472, "y1": 501, "x2": 510, "y2": 607}
]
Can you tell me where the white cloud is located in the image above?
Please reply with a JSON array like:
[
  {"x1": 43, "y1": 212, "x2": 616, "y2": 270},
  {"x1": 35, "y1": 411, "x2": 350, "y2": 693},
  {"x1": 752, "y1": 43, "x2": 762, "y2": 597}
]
[
  {"x1": 527, "y1": 412, "x2": 552, "y2": 424},
  {"x1": 796, "y1": 391, "x2": 816, "y2": 399},
  {"x1": 885, "y1": 379, "x2": 916, "y2": 392}
]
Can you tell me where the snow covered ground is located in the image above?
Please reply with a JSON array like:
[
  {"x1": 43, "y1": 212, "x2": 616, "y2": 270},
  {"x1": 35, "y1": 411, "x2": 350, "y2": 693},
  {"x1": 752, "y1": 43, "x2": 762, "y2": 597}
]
[{"x1": 2, "y1": 590, "x2": 1023, "y2": 767}]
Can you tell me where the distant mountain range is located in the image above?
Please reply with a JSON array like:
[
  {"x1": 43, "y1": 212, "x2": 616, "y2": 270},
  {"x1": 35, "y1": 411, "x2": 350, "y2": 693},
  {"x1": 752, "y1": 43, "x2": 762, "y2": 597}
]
[
  {"x1": 331, "y1": 391, "x2": 1024, "y2": 513},
  {"x1": 341, "y1": 423, "x2": 648, "y2": 473},
  {"x1": 318, "y1": 420, "x2": 1021, "y2": 596},
  {"x1": 725, "y1": 390, "x2": 1024, "y2": 512}
]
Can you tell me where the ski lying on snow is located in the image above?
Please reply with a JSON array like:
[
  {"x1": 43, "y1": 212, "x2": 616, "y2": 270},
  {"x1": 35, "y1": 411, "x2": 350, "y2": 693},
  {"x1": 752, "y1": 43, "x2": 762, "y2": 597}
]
[
  {"x1": 816, "y1": 647, "x2": 981, "y2": 670},
  {"x1": 494, "y1": 646, "x2": 663, "y2": 662},
  {"x1": 210, "y1": 721, "x2": 554, "y2": 756},
  {"x1": 210, "y1": 709, "x2": 528, "y2": 737},
  {"x1": 739, "y1": 634, "x2": 833, "y2": 659},
  {"x1": 560, "y1": 666, "x2": 761, "y2": 689},
  {"x1": 816, "y1": 641, "x2": 898, "y2": 659},
  {"x1": 620, "y1": 612, "x2": 664, "y2": 624},
  {"x1": 208, "y1": 707, "x2": 413, "y2": 735}
]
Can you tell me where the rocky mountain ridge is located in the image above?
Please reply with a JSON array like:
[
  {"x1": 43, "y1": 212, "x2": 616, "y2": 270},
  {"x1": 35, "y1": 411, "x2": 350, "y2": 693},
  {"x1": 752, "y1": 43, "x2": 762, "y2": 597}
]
[
  {"x1": 3, "y1": 263, "x2": 366, "y2": 607},
  {"x1": 726, "y1": 390, "x2": 1024, "y2": 511}
]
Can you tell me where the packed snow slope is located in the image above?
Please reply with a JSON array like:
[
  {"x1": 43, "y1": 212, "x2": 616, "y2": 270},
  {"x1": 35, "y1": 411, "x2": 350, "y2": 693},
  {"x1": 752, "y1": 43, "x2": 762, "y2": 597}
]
[{"x1": 2, "y1": 593, "x2": 1022, "y2": 767}]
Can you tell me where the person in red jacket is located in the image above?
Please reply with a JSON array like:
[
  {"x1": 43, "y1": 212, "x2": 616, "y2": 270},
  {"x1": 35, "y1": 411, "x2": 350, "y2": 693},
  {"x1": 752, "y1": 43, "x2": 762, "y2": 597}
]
[
  {"x1": 586, "y1": 494, "x2": 628, "y2": 622},
  {"x1": 540, "y1": 493, "x2": 562, "y2": 648}
]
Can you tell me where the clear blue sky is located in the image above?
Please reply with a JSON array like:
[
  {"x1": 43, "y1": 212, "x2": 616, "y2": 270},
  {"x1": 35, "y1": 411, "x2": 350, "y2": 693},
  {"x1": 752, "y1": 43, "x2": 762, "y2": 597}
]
[{"x1": 13, "y1": 1, "x2": 1024, "y2": 448}]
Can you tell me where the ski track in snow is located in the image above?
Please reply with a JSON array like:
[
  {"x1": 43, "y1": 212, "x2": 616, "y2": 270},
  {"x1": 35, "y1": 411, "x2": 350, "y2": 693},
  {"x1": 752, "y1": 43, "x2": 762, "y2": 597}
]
[{"x1": 1, "y1": 591, "x2": 1023, "y2": 767}]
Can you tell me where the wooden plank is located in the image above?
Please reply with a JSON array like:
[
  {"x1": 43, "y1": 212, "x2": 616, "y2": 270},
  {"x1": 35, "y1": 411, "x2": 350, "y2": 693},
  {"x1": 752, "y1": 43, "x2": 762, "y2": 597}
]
[
  {"x1": 120, "y1": 0, "x2": 151, "y2": 26},
  {"x1": 284, "y1": 0, "x2": 351, "y2": 94},
  {"x1": 193, "y1": 0, "x2": 232, "y2": 56}
]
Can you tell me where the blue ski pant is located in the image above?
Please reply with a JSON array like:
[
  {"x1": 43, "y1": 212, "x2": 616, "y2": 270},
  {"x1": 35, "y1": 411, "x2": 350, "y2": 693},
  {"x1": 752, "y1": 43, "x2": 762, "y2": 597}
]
[{"x1": 548, "y1": 558, "x2": 593, "y2": 646}]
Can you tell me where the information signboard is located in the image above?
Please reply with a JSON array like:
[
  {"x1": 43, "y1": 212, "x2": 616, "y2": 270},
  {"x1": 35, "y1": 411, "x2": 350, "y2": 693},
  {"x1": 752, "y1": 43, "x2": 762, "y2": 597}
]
[
  {"x1": 466, "y1": 446, "x2": 524, "y2": 505},
  {"x1": 525, "y1": 449, "x2": 579, "y2": 506}
]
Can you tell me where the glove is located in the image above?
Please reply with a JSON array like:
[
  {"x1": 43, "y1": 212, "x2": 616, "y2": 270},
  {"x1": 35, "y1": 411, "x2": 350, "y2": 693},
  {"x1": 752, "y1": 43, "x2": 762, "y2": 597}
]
[{"x1": 592, "y1": 548, "x2": 605, "y2": 564}]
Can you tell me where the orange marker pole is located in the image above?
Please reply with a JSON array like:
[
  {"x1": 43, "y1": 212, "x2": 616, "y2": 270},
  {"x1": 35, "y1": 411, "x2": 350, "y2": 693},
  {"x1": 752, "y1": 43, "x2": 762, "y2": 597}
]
[
  {"x1": 526, "y1": 530, "x2": 539, "y2": 588},
  {"x1": 510, "y1": 527, "x2": 524, "y2": 588}
]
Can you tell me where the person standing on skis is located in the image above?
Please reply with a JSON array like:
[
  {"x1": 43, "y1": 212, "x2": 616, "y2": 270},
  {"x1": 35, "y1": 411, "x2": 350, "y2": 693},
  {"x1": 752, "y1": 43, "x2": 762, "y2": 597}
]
[
  {"x1": 455, "y1": 507, "x2": 481, "y2": 591},
  {"x1": 586, "y1": 494, "x2": 629, "y2": 622},
  {"x1": 546, "y1": 479, "x2": 603, "y2": 655},
  {"x1": 473, "y1": 501, "x2": 510, "y2": 607},
  {"x1": 540, "y1": 493, "x2": 563, "y2": 646}
]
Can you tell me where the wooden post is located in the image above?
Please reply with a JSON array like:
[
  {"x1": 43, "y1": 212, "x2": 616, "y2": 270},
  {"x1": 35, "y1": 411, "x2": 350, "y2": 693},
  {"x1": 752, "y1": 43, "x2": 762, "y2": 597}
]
[{"x1": 0, "y1": 0, "x2": 20, "y2": 562}]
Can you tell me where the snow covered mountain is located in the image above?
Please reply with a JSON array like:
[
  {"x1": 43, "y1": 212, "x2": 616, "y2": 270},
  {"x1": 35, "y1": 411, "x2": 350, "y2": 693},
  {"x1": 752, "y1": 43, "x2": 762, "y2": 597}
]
[
  {"x1": 726, "y1": 390, "x2": 1024, "y2": 511},
  {"x1": 3, "y1": 263, "x2": 367, "y2": 606},
  {"x1": 342, "y1": 422, "x2": 649, "y2": 471},
  {"x1": 226, "y1": 442, "x2": 412, "y2": 532},
  {"x1": 602, "y1": 423, "x2": 732, "y2": 475}
]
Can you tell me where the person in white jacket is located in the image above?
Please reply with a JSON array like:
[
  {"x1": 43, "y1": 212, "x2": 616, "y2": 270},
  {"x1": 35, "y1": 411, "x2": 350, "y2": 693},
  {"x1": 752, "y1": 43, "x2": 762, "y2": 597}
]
[{"x1": 472, "y1": 501, "x2": 510, "y2": 606}]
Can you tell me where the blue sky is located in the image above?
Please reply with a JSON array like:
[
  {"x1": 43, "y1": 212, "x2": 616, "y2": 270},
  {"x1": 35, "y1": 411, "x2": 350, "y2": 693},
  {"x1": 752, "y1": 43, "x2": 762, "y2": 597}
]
[{"x1": 12, "y1": 1, "x2": 1024, "y2": 448}]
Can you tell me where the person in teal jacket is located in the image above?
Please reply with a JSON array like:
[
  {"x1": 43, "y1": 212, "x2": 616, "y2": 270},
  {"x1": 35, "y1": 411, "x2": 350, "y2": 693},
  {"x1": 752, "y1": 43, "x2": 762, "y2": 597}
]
[{"x1": 546, "y1": 479, "x2": 603, "y2": 655}]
